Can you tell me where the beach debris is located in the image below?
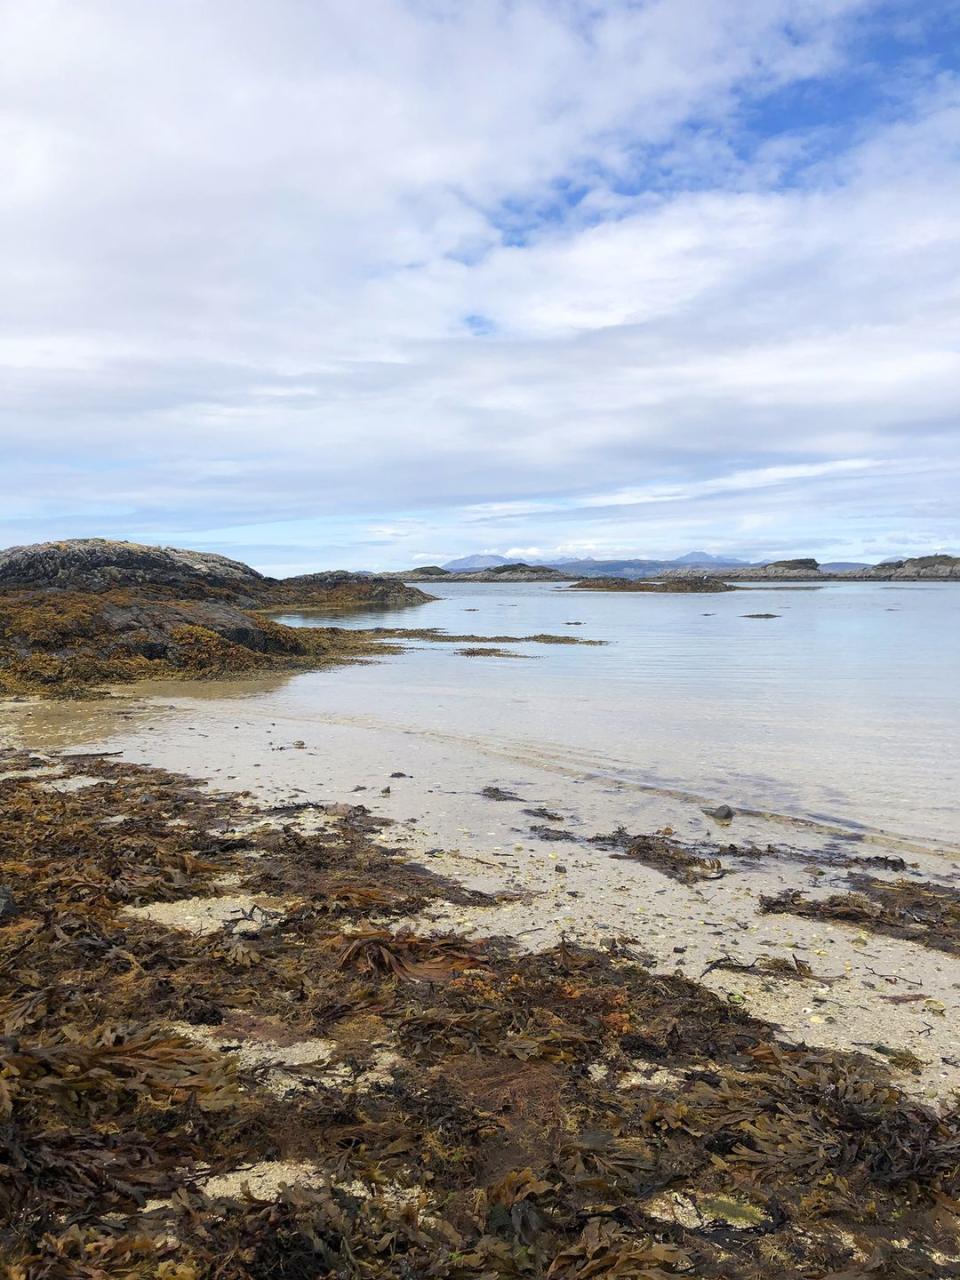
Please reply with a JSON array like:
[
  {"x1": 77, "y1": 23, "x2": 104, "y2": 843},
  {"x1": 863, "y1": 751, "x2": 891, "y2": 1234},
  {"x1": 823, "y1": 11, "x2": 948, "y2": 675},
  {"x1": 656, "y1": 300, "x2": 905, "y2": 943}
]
[
  {"x1": 3, "y1": 746, "x2": 960, "y2": 1278},
  {"x1": 456, "y1": 645, "x2": 529, "y2": 657},
  {"x1": 481, "y1": 785, "x2": 525, "y2": 801},
  {"x1": 530, "y1": 824, "x2": 579, "y2": 842},
  {"x1": 701, "y1": 952, "x2": 836, "y2": 984},
  {"x1": 761, "y1": 877, "x2": 960, "y2": 956},
  {"x1": 610, "y1": 834, "x2": 727, "y2": 883}
]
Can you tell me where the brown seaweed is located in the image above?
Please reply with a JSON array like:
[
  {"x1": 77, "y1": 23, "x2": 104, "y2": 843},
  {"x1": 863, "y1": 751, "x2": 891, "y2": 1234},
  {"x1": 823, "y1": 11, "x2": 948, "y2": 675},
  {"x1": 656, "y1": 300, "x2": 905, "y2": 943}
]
[
  {"x1": 761, "y1": 876, "x2": 960, "y2": 956},
  {"x1": 1, "y1": 748, "x2": 958, "y2": 1278}
]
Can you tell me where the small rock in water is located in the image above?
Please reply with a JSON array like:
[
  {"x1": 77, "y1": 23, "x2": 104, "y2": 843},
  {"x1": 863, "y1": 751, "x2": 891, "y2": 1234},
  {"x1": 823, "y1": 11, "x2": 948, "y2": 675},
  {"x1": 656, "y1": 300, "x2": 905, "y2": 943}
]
[{"x1": 703, "y1": 804, "x2": 735, "y2": 822}]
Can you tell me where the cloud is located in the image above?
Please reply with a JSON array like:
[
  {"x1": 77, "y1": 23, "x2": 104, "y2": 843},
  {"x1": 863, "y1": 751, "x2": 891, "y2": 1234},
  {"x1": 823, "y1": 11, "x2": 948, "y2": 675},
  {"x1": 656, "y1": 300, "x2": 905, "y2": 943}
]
[{"x1": 0, "y1": 1, "x2": 958, "y2": 568}]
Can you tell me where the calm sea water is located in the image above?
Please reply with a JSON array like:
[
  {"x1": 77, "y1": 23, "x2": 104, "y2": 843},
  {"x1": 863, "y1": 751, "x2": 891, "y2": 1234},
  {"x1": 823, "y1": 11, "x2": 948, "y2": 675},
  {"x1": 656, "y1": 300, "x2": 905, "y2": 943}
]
[{"x1": 269, "y1": 580, "x2": 960, "y2": 847}]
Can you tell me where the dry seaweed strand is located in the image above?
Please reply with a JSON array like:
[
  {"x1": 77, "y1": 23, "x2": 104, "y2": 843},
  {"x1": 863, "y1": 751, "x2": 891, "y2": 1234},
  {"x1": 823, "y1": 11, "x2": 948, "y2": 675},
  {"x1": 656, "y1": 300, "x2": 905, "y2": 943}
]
[
  {"x1": 761, "y1": 877, "x2": 960, "y2": 956},
  {"x1": 1, "y1": 747, "x2": 959, "y2": 1278}
]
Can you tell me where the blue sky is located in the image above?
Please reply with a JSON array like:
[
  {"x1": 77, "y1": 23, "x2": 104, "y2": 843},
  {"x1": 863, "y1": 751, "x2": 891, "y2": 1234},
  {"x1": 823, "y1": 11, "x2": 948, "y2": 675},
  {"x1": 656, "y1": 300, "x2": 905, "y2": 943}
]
[{"x1": 1, "y1": 0, "x2": 958, "y2": 572}]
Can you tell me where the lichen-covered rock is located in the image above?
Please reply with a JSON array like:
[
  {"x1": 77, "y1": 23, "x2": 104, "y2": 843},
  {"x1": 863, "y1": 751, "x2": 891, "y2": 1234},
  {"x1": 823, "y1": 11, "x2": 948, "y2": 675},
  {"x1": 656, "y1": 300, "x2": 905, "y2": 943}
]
[{"x1": 0, "y1": 539, "x2": 265, "y2": 599}]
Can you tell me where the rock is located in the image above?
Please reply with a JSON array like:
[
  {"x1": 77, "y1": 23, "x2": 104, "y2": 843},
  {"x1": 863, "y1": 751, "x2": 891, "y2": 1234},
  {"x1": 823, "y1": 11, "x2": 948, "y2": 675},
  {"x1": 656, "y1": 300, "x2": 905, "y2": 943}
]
[
  {"x1": 405, "y1": 562, "x2": 570, "y2": 583},
  {"x1": 0, "y1": 539, "x2": 435, "y2": 609},
  {"x1": 270, "y1": 570, "x2": 432, "y2": 608},
  {"x1": 767, "y1": 558, "x2": 819, "y2": 572},
  {"x1": 0, "y1": 538, "x2": 266, "y2": 600},
  {"x1": 0, "y1": 885, "x2": 17, "y2": 921},
  {"x1": 703, "y1": 804, "x2": 734, "y2": 822}
]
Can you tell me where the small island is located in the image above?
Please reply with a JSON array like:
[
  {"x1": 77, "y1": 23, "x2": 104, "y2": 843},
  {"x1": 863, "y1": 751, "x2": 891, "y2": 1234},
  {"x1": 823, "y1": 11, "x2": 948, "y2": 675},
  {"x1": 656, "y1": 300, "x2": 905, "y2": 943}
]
[{"x1": 569, "y1": 576, "x2": 737, "y2": 593}]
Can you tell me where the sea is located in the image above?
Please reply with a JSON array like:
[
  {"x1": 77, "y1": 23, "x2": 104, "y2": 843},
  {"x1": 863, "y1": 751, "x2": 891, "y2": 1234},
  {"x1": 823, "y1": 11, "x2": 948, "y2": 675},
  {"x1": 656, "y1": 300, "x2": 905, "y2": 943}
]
[{"x1": 13, "y1": 579, "x2": 958, "y2": 858}]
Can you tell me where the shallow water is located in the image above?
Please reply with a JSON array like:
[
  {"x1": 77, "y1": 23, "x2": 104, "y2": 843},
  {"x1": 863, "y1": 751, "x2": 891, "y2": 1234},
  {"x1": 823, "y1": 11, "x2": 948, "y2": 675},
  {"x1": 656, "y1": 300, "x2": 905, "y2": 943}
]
[
  {"x1": 269, "y1": 580, "x2": 960, "y2": 848},
  {"x1": 7, "y1": 580, "x2": 960, "y2": 853}
]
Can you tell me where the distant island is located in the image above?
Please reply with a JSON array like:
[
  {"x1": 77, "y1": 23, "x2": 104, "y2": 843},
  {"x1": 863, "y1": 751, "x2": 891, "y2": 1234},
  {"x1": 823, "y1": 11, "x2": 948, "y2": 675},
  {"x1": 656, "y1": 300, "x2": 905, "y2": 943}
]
[{"x1": 398, "y1": 553, "x2": 960, "y2": 583}]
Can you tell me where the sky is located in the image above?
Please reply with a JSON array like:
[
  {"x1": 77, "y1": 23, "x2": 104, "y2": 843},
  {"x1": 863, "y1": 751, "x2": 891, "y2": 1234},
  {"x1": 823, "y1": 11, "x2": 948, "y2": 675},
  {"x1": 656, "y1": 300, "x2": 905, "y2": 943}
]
[{"x1": 2, "y1": 0, "x2": 959, "y2": 574}]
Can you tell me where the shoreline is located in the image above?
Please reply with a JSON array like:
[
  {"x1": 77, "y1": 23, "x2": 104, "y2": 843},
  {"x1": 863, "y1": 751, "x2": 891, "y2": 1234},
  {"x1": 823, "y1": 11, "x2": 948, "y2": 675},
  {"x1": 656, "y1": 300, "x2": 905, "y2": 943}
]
[{"x1": 4, "y1": 685, "x2": 960, "y2": 1102}]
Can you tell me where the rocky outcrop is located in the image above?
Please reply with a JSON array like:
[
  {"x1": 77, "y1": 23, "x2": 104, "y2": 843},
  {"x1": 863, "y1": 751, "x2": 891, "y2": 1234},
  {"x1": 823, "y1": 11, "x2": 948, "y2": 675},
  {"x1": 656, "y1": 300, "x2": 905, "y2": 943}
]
[
  {"x1": 0, "y1": 589, "x2": 387, "y2": 696},
  {"x1": 569, "y1": 576, "x2": 737, "y2": 593},
  {"x1": 406, "y1": 562, "x2": 569, "y2": 583},
  {"x1": 0, "y1": 539, "x2": 434, "y2": 695},
  {"x1": 865, "y1": 555, "x2": 960, "y2": 580},
  {"x1": 0, "y1": 539, "x2": 266, "y2": 600},
  {"x1": 269, "y1": 570, "x2": 433, "y2": 608},
  {"x1": 399, "y1": 566, "x2": 449, "y2": 580},
  {"x1": 706, "y1": 554, "x2": 960, "y2": 582},
  {"x1": 0, "y1": 540, "x2": 435, "y2": 609}
]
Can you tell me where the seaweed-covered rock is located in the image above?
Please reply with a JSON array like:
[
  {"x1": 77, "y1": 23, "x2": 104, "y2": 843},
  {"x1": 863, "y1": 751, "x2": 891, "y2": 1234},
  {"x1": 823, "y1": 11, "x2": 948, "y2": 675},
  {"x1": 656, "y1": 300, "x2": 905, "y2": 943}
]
[
  {"x1": 569, "y1": 576, "x2": 736, "y2": 593},
  {"x1": 269, "y1": 570, "x2": 432, "y2": 608},
  {"x1": 0, "y1": 590, "x2": 380, "y2": 693}
]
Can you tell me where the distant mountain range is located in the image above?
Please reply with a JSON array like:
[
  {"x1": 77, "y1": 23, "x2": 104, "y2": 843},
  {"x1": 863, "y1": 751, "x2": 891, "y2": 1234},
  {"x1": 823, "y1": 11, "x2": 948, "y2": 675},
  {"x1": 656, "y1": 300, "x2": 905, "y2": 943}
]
[{"x1": 441, "y1": 551, "x2": 806, "y2": 578}]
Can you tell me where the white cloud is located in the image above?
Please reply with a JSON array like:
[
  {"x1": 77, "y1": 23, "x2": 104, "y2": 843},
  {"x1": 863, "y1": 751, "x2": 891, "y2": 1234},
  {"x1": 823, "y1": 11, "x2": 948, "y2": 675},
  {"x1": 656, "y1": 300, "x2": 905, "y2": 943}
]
[{"x1": 0, "y1": 1, "x2": 957, "y2": 567}]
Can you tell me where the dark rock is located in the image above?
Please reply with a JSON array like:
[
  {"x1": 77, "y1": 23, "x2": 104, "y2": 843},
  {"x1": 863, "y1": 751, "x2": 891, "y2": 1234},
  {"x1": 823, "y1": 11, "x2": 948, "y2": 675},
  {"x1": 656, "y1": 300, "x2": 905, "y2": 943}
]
[
  {"x1": 0, "y1": 539, "x2": 435, "y2": 610},
  {"x1": 0, "y1": 538, "x2": 265, "y2": 600},
  {"x1": 703, "y1": 804, "x2": 735, "y2": 822},
  {"x1": 768, "y1": 558, "x2": 819, "y2": 571}
]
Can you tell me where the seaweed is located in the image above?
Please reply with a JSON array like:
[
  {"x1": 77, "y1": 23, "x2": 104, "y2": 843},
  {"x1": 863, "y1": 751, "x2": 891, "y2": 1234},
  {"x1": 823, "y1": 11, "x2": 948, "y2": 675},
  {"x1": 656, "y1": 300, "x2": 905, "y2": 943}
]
[
  {"x1": 1, "y1": 749, "x2": 959, "y2": 1277},
  {"x1": 0, "y1": 589, "x2": 394, "y2": 697},
  {"x1": 761, "y1": 877, "x2": 960, "y2": 956},
  {"x1": 610, "y1": 834, "x2": 726, "y2": 883}
]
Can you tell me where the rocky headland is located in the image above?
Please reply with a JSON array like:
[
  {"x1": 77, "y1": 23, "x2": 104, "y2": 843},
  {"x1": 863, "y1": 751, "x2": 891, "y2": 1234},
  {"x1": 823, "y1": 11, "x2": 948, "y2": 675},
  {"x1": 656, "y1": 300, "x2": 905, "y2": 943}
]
[{"x1": 0, "y1": 539, "x2": 434, "y2": 696}]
